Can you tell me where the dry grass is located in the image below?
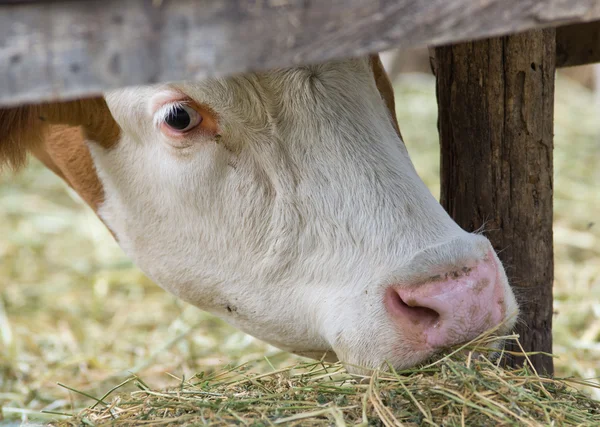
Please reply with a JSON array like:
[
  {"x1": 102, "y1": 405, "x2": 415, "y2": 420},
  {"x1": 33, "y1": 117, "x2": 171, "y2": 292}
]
[
  {"x1": 58, "y1": 335, "x2": 600, "y2": 427},
  {"x1": 0, "y1": 73, "x2": 599, "y2": 425}
]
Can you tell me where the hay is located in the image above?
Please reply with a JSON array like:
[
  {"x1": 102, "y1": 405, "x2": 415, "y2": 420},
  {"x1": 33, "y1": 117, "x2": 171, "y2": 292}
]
[{"x1": 58, "y1": 336, "x2": 600, "y2": 426}]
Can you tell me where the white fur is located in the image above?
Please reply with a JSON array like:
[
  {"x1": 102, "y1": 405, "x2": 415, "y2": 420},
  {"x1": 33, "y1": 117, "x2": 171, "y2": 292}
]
[{"x1": 88, "y1": 57, "x2": 517, "y2": 371}]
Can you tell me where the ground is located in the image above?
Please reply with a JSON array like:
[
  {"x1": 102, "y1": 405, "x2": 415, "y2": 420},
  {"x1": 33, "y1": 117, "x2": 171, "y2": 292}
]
[{"x1": 0, "y1": 73, "x2": 599, "y2": 425}]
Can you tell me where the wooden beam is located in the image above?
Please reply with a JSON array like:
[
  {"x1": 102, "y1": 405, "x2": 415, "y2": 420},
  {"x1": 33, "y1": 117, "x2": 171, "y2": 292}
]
[
  {"x1": 556, "y1": 20, "x2": 600, "y2": 67},
  {"x1": 434, "y1": 30, "x2": 556, "y2": 374},
  {"x1": 0, "y1": 0, "x2": 599, "y2": 105}
]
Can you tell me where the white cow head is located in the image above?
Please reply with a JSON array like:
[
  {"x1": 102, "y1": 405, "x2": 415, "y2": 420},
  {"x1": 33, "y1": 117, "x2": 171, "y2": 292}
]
[{"x1": 0, "y1": 56, "x2": 518, "y2": 372}]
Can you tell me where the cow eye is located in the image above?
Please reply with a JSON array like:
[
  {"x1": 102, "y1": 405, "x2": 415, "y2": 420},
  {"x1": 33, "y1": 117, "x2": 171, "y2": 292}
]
[{"x1": 164, "y1": 104, "x2": 202, "y2": 132}]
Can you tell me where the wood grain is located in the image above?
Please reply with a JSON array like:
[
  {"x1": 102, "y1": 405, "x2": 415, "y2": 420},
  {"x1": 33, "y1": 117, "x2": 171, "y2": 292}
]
[
  {"x1": 0, "y1": 0, "x2": 599, "y2": 105},
  {"x1": 435, "y1": 30, "x2": 556, "y2": 374}
]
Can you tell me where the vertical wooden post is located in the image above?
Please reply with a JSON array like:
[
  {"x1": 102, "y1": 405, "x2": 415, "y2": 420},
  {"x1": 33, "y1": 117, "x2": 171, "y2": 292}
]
[{"x1": 434, "y1": 29, "x2": 556, "y2": 374}]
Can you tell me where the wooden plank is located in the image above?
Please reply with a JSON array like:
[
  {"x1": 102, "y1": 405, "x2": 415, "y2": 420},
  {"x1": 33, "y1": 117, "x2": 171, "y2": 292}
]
[
  {"x1": 434, "y1": 29, "x2": 556, "y2": 374},
  {"x1": 556, "y1": 20, "x2": 600, "y2": 67},
  {"x1": 0, "y1": 0, "x2": 599, "y2": 105},
  {"x1": 0, "y1": 0, "x2": 56, "y2": 3}
]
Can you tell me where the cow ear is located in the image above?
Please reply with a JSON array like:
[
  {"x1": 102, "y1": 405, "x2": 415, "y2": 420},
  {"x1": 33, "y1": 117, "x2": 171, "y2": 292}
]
[
  {"x1": 370, "y1": 54, "x2": 403, "y2": 141},
  {"x1": 0, "y1": 104, "x2": 46, "y2": 172},
  {"x1": 0, "y1": 98, "x2": 119, "y2": 173}
]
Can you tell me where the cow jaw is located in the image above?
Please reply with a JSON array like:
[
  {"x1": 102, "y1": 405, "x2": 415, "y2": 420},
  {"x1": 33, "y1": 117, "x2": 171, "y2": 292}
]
[{"x1": 90, "y1": 56, "x2": 518, "y2": 371}]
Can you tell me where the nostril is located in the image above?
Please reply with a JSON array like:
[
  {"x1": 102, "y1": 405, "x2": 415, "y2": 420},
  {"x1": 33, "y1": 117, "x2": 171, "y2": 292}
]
[{"x1": 386, "y1": 288, "x2": 441, "y2": 328}]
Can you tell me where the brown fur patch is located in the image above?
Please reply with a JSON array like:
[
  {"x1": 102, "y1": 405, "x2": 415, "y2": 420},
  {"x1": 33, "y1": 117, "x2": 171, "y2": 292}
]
[
  {"x1": 1, "y1": 98, "x2": 120, "y2": 213},
  {"x1": 33, "y1": 126, "x2": 108, "y2": 211},
  {"x1": 0, "y1": 104, "x2": 46, "y2": 171},
  {"x1": 370, "y1": 54, "x2": 403, "y2": 141}
]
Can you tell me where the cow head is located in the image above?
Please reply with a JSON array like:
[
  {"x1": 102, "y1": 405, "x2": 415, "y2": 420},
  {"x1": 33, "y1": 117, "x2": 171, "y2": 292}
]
[{"x1": 0, "y1": 56, "x2": 518, "y2": 372}]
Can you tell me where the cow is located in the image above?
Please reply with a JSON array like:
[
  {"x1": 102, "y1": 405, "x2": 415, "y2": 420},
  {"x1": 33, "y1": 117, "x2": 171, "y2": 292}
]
[{"x1": 0, "y1": 55, "x2": 518, "y2": 373}]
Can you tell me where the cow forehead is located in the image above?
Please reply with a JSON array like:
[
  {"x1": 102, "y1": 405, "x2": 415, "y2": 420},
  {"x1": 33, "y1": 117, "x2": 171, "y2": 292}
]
[
  {"x1": 105, "y1": 57, "x2": 381, "y2": 151},
  {"x1": 163, "y1": 57, "x2": 373, "y2": 115}
]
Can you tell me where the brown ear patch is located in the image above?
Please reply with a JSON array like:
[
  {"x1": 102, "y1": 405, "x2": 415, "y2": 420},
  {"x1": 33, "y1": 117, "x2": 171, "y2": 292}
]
[
  {"x1": 370, "y1": 54, "x2": 403, "y2": 141},
  {"x1": 2, "y1": 97, "x2": 120, "y2": 216},
  {"x1": 0, "y1": 98, "x2": 119, "y2": 173},
  {"x1": 38, "y1": 98, "x2": 121, "y2": 213},
  {"x1": 39, "y1": 98, "x2": 121, "y2": 151},
  {"x1": 33, "y1": 125, "x2": 108, "y2": 212},
  {"x1": 0, "y1": 104, "x2": 46, "y2": 171}
]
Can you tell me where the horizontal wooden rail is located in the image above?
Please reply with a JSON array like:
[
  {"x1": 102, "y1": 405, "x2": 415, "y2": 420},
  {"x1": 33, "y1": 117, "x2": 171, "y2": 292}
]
[
  {"x1": 556, "y1": 21, "x2": 600, "y2": 67},
  {"x1": 1, "y1": 0, "x2": 600, "y2": 105}
]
